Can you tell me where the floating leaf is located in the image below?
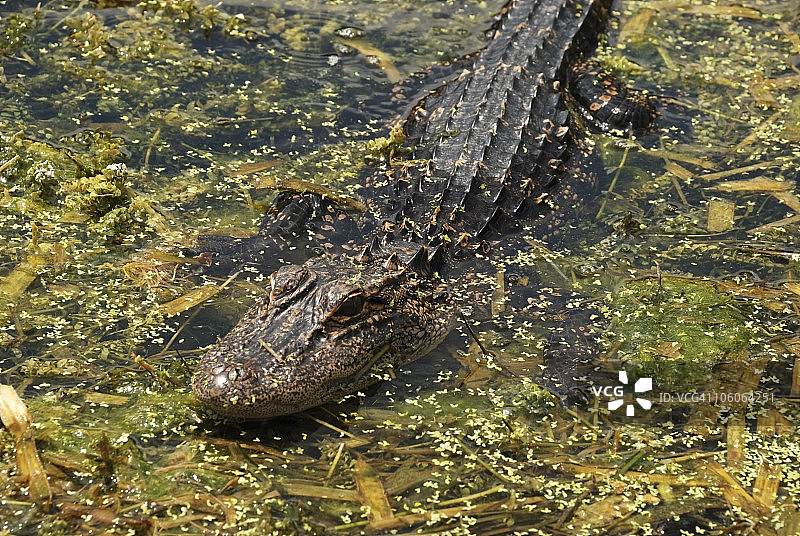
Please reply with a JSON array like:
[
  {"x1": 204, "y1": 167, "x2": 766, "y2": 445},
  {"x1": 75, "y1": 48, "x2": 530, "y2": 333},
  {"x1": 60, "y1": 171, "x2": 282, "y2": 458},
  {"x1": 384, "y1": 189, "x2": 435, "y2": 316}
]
[
  {"x1": 771, "y1": 190, "x2": 800, "y2": 212},
  {"x1": 354, "y1": 458, "x2": 395, "y2": 530},
  {"x1": 572, "y1": 494, "x2": 639, "y2": 527},
  {"x1": 281, "y1": 482, "x2": 359, "y2": 502},
  {"x1": 712, "y1": 177, "x2": 792, "y2": 192},
  {"x1": 343, "y1": 39, "x2": 401, "y2": 83},
  {"x1": 649, "y1": 2, "x2": 762, "y2": 19},
  {"x1": 0, "y1": 252, "x2": 47, "y2": 304},
  {"x1": 707, "y1": 461, "x2": 769, "y2": 518},
  {"x1": 253, "y1": 175, "x2": 366, "y2": 211},
  {"x1": 706, "y1": 198, "x2": 735, "y2": 232},
  {"x1": 700, "y1": 162, "x2": 778, "y2": 181},
  {"x1": 0, "y1": 385, "x2": 51, "y2": 507},
  {"x1": 750, "y1": 214, "x2": 800, "y2": 233},
  {"x1": 619, "y1": 7, "x2": 655, "y2": 42},
  {"x1": 84, "y1": 392, "x2": 130, "y2": 406},
  {"x1": 229, "y1": 159, "x2": 284, "y2": 178},
  {"x1": 665, "y1": 161, "x2": 694, "y2": 181},
  {"x1": 157, "y1": 285, "x2": 220, "y2": 316},
  {"x1": 785, "y1": 282, "x2": 800, "y2": 298}
]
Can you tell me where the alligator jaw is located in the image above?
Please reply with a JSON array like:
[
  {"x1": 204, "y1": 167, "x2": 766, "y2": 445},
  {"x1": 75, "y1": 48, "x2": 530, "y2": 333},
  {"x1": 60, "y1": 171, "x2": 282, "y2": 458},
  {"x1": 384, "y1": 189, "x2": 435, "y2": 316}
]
[{"x1": 192, "y1": 252, "x2": 456, "y2": 419}]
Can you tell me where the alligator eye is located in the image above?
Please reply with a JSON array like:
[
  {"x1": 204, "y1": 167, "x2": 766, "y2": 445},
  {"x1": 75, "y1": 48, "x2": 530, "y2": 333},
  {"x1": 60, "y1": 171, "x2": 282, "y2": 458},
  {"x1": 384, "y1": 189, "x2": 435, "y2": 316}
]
[
  {"x1": 332, "y1": 292, "x2": 365, "y2": 319},
  {"x1": 323, "y1": 292, "x2": 369, "y2": 327}
]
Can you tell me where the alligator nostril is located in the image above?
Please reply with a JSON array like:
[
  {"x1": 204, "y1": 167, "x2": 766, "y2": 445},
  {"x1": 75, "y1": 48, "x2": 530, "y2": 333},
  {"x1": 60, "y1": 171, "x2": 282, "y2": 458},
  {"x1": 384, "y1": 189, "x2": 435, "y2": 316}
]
[
  {"x1": 227, "y1": 368, "x2": 238, "y2": 382},
  {"x1": 230, "y1": 366, "x2": 254, "y2": 382}
]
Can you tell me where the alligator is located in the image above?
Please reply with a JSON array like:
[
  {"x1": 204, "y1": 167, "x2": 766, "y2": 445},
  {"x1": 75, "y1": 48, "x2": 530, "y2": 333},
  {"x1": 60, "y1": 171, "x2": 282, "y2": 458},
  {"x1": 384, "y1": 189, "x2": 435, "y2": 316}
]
[{"x1": 191, "y1": 0, "x2": 654, "y2": 419}]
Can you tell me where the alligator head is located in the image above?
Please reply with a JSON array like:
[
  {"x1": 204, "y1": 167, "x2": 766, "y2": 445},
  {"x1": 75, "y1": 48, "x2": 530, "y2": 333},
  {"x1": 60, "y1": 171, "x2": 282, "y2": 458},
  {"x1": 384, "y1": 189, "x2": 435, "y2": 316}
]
[{"x1": 191, "y1": 245, "x2": 455, "y2": 419}]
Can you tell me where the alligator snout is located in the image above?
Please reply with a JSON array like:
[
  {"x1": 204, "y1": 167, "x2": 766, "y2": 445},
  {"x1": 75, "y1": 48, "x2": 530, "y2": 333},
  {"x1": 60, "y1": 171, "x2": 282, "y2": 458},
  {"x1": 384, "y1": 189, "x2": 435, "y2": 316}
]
[
  {"x1": 192, "y1": 361, "x2": 261, "y2": 417},
  {"x1": 191, "y1": 254, "x2": 455, "y2": 419},
  {"x1": 191, "y1": 357, "x2": 304, "y2": 419}
]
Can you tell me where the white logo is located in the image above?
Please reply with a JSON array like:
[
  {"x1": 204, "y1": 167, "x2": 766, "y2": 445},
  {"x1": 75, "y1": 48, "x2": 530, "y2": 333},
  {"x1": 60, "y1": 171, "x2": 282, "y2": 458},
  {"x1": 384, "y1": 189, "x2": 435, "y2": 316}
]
[{"x1": 592, "y1": 371, "x2": 653, "y2": 416}]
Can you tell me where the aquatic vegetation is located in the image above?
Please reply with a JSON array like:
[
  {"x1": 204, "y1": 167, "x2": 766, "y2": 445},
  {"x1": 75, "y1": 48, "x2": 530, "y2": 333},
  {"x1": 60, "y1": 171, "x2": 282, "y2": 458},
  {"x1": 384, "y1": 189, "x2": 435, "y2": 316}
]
[
  {"x1": 606, "y1": 277, "x2": 764, "y2": 392},
  {"x1": 0, "y1": 0, "x2": 799, "y2": 533}
]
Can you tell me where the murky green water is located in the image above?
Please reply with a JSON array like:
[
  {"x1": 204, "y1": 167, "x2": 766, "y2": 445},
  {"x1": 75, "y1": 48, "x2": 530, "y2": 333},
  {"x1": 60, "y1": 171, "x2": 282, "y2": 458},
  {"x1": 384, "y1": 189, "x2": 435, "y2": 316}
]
[{"x1": 1, "y1": 0, "x2": 800, "y2": 534}]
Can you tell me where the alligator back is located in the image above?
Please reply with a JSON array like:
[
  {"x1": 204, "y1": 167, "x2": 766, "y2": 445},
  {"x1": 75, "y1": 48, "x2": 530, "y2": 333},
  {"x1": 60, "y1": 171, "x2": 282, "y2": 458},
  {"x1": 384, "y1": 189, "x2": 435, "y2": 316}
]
[{"x1": 372, "y1": 0, "x2": 611, "y2": 253}]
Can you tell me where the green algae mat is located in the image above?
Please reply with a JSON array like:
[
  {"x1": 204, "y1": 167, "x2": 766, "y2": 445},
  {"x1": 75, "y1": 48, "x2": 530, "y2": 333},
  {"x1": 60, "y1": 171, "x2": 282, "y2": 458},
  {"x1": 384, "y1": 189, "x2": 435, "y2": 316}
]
[{"x1": 2, "y1": 0, "x2": 800, "y2": 534}]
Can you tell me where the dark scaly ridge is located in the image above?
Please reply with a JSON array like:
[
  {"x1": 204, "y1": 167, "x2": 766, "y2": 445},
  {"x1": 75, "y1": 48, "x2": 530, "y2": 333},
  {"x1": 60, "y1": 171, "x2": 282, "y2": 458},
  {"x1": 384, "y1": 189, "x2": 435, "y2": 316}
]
[
  {"x1": 380, "y1": 0, "x2": 612, "y2": 250},
  {"x1": 191, "y1": 0, "x2": 654, "y2": 419}
]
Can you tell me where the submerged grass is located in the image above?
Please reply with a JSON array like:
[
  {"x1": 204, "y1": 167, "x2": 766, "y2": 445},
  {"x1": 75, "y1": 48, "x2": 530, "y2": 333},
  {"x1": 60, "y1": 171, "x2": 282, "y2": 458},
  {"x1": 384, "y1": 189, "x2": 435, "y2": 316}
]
[{"x1": 0, "y1": 0, "x2": 800, "y2": 534}]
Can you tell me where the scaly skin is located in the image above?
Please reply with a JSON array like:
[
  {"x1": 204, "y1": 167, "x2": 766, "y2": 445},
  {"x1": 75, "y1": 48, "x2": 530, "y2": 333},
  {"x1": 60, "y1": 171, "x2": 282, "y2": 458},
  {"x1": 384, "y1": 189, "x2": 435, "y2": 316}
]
[
  {"x1": 192, "y1": 251, "x2": 455, "y2": 418},
  {"x1": 191, "y1": 0, "x2": 654, "y2": 418}
]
